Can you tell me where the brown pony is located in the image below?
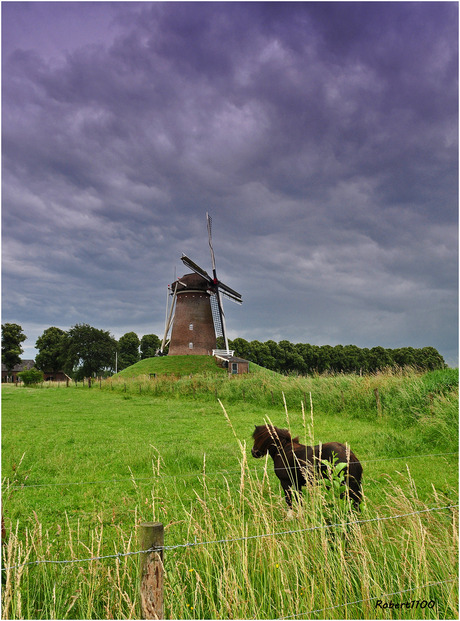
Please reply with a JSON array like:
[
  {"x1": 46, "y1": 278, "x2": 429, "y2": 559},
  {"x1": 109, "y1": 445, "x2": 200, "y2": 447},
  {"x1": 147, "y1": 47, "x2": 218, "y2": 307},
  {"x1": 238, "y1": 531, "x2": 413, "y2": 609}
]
[{"x1": 251, "y1": 424, "x2": 363, "y2": 509}]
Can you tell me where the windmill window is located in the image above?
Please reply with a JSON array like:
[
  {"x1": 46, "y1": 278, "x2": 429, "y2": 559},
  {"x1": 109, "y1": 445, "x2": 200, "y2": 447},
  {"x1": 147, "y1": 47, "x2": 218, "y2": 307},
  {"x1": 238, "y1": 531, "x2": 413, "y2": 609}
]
[
  {"x1": 232, "y1": 363, "x2": 238, "y2": 374},
  {"x1": 189, "y1": 342, "x2": 194, "y2": 349},
  {"x1": 189, "y1": 323, "x2": 193, "y2": 331}
]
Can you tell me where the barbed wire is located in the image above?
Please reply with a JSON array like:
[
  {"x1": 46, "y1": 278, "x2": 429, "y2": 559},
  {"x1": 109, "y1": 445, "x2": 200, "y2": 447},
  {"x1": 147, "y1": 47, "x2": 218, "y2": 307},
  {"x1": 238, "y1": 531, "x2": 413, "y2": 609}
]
[
  {"x1": 278, "y1": 578, "x2": 458, "y2": 619},
  {"x1": 159, "y1": 504, "x2": 458, "y2": 551},
  {"x1": 2, "y1": 504, "x2": 457, "y2": 572},
  {"x1": 1, "y1": 548, "x2": 154, "y2": 571},
  {"x1": 4, "y1": 451, "x2": 458, "y2": 490}
]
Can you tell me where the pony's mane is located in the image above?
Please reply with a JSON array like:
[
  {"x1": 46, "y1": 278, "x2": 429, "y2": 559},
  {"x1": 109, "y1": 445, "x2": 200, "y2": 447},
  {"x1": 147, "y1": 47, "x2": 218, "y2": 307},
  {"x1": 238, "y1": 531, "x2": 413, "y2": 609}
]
[{"x1": 253, "y1": 424, "x2": 300, "y2": 448}]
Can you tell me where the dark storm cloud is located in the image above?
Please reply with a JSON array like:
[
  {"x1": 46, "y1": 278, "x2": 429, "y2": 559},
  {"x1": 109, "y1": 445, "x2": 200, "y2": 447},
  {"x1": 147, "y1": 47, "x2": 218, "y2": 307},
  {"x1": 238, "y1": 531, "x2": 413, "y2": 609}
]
[{"x1": 2, "y1": 2, "x2": 458, "y2": 365}]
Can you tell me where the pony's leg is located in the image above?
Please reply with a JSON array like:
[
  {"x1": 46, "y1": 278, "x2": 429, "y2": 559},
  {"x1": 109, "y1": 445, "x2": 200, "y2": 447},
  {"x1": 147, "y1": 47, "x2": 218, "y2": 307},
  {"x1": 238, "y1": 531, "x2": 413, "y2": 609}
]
[
  {"x1": 280, "y1": 479, "x2": 293, "y2": 508},
  {"x1": 349, "y1": 482, "x2": 362, "y2": 511},
  {"x1": 343, "y1": 473, "x2": 362, "y2": 510},
  {"x1": 282, "y1": 482, "x2": 296, "y2": 519}
]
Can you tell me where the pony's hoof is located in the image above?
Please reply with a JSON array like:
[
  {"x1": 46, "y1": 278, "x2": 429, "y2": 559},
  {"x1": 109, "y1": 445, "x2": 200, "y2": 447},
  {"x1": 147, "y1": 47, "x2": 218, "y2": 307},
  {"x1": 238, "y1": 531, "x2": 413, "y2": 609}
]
[{"x1": 286, "y1": 509, "x2": 295, "y2": 520}]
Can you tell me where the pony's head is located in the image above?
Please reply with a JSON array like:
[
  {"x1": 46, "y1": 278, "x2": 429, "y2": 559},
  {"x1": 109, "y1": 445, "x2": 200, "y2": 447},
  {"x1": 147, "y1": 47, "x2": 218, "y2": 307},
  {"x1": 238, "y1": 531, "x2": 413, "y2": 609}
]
[{"x1": 251, "y1": 424, "x2": 292, "y2": 458}]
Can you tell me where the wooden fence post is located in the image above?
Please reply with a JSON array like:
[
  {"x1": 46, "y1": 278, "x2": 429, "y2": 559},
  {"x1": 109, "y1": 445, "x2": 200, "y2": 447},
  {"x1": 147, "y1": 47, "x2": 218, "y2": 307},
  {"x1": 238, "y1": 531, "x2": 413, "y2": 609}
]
[
  {"x1": 139, "y1": 522, "x2": 164, "y2": 620},
  {"x1": 374, "y1": 388, "x2": 382, "y2": 417}
]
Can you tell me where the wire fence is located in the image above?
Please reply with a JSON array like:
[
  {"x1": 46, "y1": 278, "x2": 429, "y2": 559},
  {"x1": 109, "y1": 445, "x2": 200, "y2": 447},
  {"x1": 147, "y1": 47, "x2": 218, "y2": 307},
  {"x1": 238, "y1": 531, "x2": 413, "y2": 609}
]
[
  {"x1": 2, "y1": 503, "x2": 457, "y2": 572},
  {"x1": 278, "y1": 578, "x2": 458, "y2": 619},
  {"x1": 3, "y1": 451, "x2": 458, "y2": 491}
]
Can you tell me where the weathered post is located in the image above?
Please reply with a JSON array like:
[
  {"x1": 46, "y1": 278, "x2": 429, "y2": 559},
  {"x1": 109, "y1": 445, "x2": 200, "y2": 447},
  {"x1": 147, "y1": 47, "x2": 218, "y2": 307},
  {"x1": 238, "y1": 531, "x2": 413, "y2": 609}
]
[
  {"x1": 374, "y1": 388, "x2": 382, "y2": 417},
  {"x1": 139, "y1": 522, "x2": 164, "y2": 620}
]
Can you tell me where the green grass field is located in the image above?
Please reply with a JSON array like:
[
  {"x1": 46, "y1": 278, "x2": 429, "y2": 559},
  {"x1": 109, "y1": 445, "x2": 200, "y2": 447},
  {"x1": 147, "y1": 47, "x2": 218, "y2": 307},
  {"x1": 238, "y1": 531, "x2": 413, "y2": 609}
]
[{"x1": 1, "y1": 366, "x2": 458, "y2": 619}]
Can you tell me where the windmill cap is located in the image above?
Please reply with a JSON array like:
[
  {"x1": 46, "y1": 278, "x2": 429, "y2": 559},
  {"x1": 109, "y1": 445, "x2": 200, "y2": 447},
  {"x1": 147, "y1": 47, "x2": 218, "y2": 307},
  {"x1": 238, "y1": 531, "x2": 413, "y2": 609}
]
[{"x1": 173, "y1": 273, "x2": 211, "y2": 292}]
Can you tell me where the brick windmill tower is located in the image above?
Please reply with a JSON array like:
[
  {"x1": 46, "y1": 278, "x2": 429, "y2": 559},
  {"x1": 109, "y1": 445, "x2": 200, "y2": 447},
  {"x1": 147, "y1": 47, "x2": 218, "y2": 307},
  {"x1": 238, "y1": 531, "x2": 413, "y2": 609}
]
[{"x1": 160, "y1": 214, "x2": 242, "y2": 355}]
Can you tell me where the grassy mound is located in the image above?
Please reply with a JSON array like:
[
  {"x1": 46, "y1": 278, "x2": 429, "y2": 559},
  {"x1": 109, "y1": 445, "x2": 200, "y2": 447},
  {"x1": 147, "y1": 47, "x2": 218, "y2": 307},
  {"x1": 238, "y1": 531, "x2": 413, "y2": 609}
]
[
  {"x1": 115, "y1": 355, "x2": 278, "y2": 379},
  {"x1": 115, "y1": 355, "x2": 226, "y2": 377}
]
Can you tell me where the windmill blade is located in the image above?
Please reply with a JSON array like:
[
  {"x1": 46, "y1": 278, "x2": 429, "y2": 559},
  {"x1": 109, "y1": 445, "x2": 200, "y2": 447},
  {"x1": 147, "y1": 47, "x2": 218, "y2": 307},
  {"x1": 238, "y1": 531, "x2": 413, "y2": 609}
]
[
  {"x1": 181, "y1": 254, "x2": 212, "y2": 282},
  {"x1": 215, "y1": 290, "x2": 229, "y2": 351},
  {"x1": 207, "y1": 212, "x2": 217, "y2": 274},
  {"x1": 210, "y1": 294, "x2": 224, "y2": 338},
  {"x1": 160, "y1": 284, "x2": 178, "y2": 353},
  {"x1": 220, "y1": 289, "x2": 243, "y2": 305},
  {"x1": 218, "y1": 281, "x2": 243, "y2": 304}
]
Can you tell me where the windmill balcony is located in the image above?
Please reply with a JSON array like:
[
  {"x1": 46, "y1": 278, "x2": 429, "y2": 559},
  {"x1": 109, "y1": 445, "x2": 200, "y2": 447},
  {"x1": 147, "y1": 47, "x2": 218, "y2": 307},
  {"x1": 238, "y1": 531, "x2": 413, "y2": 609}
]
[{"x1": 212, "y1": 349, "x2": 235, "y2": 357}]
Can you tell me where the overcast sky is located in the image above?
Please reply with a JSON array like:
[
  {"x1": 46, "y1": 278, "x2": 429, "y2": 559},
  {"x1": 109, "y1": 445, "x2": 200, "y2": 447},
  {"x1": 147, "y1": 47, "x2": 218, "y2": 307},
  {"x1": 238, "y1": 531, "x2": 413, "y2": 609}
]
[{"x1": 2, "y1": 2, "x2": 458, "y2": 366}]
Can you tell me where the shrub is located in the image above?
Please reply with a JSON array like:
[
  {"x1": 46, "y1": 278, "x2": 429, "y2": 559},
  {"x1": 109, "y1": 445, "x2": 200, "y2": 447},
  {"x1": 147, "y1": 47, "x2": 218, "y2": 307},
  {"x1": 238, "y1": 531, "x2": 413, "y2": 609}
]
[{"x1": 18, "y1": 367, "x2": 44, "y2": 385}]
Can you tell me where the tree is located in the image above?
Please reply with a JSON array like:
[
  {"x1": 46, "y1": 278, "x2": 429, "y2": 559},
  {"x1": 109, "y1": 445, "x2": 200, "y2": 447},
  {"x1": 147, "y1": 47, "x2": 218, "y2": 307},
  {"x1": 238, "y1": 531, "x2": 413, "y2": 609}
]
[
  {"x1": 228, "y1": 338, "x2": 252, "y2": 360},
  {"x1": 63, "y1": 323, "x2": 117, "y2": 379},
  {"x1": 331, "y1": 345, "x2": 345, "y2": 373},
  {"x1": 249, "y1": 340, "x2": 277, "y2": 370},
  {"x1": 416, "y1": 347, "x2": 446, "y2": 370},
  {"x1": 316, "y1": 345, "x2": 334, "y2": 373},
  {"x1": 140, "y1": 334, "x2": 161, "y2": 359},
  {"x1": 266, "y1": 340, "x2": 283, "y2": 371},
  {"x1": 368, "y1": 346, "x2": 393, "y2": 371},
  {"x1": 1, "y1": 323, "x2": 27, "y2": 372},
  {"x1": 342, "y1": 344, "x2": 363, "y2": 373},
  {"x1": 35, "y1": 327, "x2": 67, "y2": 373},
  {"x1": 392, "y1": 347, "x2": 416, "y2": 368},
  {"x1": 118, "y1": 332, "x2": 140, "y2": 370},
  {"x1": 277, "y1": 340, "x2": 304, "y2": 374}
]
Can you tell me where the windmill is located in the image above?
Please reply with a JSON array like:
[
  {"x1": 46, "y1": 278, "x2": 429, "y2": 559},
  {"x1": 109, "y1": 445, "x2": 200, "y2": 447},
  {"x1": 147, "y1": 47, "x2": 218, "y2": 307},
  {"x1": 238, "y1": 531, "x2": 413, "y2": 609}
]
[{"x1": 160, "y1": 213, "x2": 242, "y2": 356}]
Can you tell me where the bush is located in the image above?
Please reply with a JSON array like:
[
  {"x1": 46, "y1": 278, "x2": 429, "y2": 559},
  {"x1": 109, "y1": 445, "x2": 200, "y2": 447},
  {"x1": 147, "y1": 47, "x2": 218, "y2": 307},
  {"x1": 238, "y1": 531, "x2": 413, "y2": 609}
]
[{"x1": 18, "y1": 368, "x2": 44, "y2": 385}]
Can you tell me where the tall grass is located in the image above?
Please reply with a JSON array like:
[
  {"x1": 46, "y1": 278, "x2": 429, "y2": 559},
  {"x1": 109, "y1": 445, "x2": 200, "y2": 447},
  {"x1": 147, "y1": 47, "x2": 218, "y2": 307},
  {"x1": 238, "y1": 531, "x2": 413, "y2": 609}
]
[
  {"x1": 2, "y1": 516, "x2": 141, "y2": 619},
  {"x1": 164, "y1": 470, "x2": 457, "y2": 620},
  {"x1": 2, "y1": 439, "x2": 457, "y2": 619},
  {"x1": 2, "y1": 368, "x2": 457, "y2": 619}
]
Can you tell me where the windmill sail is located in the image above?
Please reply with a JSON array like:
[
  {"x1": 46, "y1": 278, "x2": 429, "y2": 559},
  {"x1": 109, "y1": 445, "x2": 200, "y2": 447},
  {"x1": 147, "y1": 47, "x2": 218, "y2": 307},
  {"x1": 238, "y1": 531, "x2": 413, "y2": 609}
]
[
  {"x1": 207, "y1": 213, "x2": 216, "y2": 273},
  {"x1": 210, "y1": 294, "x2": 223, "y2": 337},
  {"x1": 218, "y1": 282, "x2": 242, "y2": 304},
  {"x1": 160, "y1": 281, "x2": 179, "y2": 353},
  {"x1": 169, "y1": 213, "x2": 242, "y2": 356},
  {"x1": 181, "y1": 254, "x2": 212, "y2": 281}
]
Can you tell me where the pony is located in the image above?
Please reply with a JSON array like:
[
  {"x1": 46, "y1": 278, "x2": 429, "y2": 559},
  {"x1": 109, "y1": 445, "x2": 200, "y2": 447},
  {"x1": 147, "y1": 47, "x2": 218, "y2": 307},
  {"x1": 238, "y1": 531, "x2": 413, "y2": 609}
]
[{"x1": 251, "y1": 424, "x2": 363, "y2": 509}]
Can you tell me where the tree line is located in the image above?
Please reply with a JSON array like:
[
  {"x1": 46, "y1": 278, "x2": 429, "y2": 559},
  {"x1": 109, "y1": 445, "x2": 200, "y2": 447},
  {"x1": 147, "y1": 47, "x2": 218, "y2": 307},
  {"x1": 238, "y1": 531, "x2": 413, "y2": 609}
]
[
  {"x1": 1, "y1": 323, "x2": 161, "y2": 380},
  {"x1": 2, "y1": 322, "x2": 446, "y2": 380},
  {"x1": 223, "y1": 338, "x2": 446, "y2": 374}
]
